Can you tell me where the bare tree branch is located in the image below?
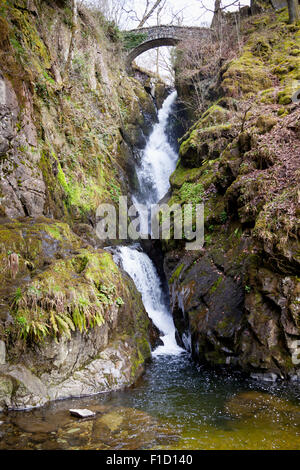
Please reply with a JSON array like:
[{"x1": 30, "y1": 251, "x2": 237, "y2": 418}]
[{"x1": 137, "y1": 0, "x2": 164, "y2": 28}]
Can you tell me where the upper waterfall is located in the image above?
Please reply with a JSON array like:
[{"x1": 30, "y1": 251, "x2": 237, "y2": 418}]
[{"x1": 134, "y1": 90, "x2": 178, "y2": 208}]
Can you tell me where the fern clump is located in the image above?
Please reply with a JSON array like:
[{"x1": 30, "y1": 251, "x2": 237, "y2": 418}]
[{"x1": 10, "y1": 250, "x2": 125, "y2": 344}]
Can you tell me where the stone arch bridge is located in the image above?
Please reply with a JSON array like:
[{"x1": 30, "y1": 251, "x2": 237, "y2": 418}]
[{"x1": 124, "y1": 25, "x2": 209, "y2": 70}]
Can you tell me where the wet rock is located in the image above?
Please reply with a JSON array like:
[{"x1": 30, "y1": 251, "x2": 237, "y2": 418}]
[
  {"x1": 70, "y1": 409, "x2": 96, "y2": 419},
  {"x1": 250, "y1": 372, "x2": 278, "y2": 382},
  {"x1": 56, "y1": 420, "x2": 94, "y2": 448},
  {"x1": 167, "y1": 249, "x2": 244, "y2": 366},
  {"x1": 0, "y1": 216, "x2": 152, "y2": 409},
  {"x1": 72, "y1": 223, "x2": 104, "y2": 249},
  {"x1": 0, "y1": 365, "x2": 48, "y2": 410},
  {"x1": 0, "y1": 76, "x2": 46, "y2": 218},
  {"x1": 48, "y1": 339, "x2": 148, "y2": 402},
  {"x1": 0, "y1": 375, "x2": 13, "y2": 410},
  {"x1": 11, "y1": 410, "x2": 70, "y2": 434},
  {"x1": 149, "y1": 320, "x2": 163, "y2": 350}
]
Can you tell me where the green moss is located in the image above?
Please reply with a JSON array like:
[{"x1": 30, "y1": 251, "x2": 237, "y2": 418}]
[
  {"x1": 179, "y1": 123, "x2": 232, "y2": 167},
  {"x1": 170, "y1": 164, "x2": 204, "y2": 189},
  {"x1": 209, "y1": 276, "x2": 223, "y2": 294},
  {"x1": 277, "y1": 107, "x2": 289, "y2": 116},
  {"x1": 255, "y1": 114, "x2": 277, "y2": 133},
  {"x1": 277, "y1": 88, "x2": 293, "y2": 104},
  {"x1": 198, "y1": 105, "x2": 230, "y2": 128},
  {"x1": 57, "y1": 163, "x2": 69, "y2": 194},
  {"x1": 122, "y1": 31, "x2": 148, "y2": 50},
  {"x1": 259, "y1": 88, "x2": 277, "y2": 104},
  {"x1": 222, "y1": 51, "x2": 273, "y2": 97},
  {"x1": 169, "y1": 264, "x2": 184, "y2": 284},
  {"x1": 179, "y1": 182, "x2": 204, "y2": 205}
]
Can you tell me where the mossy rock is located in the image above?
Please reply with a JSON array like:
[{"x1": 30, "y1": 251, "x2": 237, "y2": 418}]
[
  {"x1": 255, "y1": 114, "x2": 278, "y2": 133},
  {"x1": 277, "y1": 88, "x2": 293, "y2": 104},
  {"x1": 179, "y1": 124, "x2": 232, "y2": 168},
  {"x1": 222, "y1": 51, "x2": 273, "y2": 97},
  {"x1": 170, "y1": 164, "x2": 204, "y2": 190}
]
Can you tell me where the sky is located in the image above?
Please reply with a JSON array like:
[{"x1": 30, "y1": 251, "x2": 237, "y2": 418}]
[{"x1": 122, "y1": 0, "x2": 250, "y2": 29}]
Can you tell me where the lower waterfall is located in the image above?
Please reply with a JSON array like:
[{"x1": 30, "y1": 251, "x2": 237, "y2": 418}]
[{"x1": 117, "y1": 245, "x2": 183, "y2": 356}]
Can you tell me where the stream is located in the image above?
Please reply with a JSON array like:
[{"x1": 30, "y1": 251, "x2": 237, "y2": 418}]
[{"x1": 1, "y1": 92, "x2": 300, "y2": 450}]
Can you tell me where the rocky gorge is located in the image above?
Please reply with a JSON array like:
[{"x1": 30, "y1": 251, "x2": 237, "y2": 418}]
[{"x1": 0, "y1": 0, "x2": 299, "y2": 422}]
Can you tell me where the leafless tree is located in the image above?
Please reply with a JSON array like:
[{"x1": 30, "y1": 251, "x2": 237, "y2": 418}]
[
  {"x1": 85, "y1": 0, "x2": 173, "y2": 29},
  {"x1": 175, "y1": 16, "x2": 241, "y2": 115},
  {"x1": 137, "y1": 0, "x2": 164, "y2": 28}
]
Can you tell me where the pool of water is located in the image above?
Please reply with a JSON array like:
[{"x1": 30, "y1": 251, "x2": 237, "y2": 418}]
[{"x1": 1, "y1": 354, "x2": 300, "y2": 450}]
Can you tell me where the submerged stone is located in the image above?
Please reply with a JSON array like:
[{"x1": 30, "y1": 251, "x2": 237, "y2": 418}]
[
  {"x1": 225, "y1": 391, "x2": 300, "y2": 420},
  {"x1": 98, "y1": 412, "x2": 124, "y2": 431}
]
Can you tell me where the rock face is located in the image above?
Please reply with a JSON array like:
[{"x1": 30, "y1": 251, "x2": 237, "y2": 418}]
[
  {"x1": 165, "y1": 8, "x2": 300, "y2": 380},
  {"x1": 0, "y1": 74, "x2": 46, "y2": 217},
  {"x1": 0, "y1": 1, "x2": 162, "y2": 223}
]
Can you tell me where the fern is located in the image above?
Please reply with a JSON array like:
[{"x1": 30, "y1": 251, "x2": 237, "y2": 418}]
[
  {"x1": 56, "y1": 314, "x2": 71, "y2": 339},
  {"x1": 50, "y1": 311, "x2": 59, "y2": 336}
]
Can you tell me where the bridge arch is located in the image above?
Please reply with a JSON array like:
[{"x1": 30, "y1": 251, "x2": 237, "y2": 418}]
[
  {"x1": 125, "y1": 26, "x2": 208, "y2": 70},
  {"x1": 126, "y1": 37, "x2": 179, "y2": 67}
]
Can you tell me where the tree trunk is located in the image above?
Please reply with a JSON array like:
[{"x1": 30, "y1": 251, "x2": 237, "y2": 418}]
[
  {"x1": 63, "y1": 0, "x2": 78, "y2": 80},
  {"x1": 211, "y1": 0, "x2": 224, "y2": 39},
  {"x1": 287, "y1": 0, "x2": 300, "y2": 24}
]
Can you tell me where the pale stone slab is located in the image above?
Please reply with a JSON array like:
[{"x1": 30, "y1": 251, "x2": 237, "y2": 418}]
[{"x1": 69, "y1": 409, "x2": 96, "y2": 419}]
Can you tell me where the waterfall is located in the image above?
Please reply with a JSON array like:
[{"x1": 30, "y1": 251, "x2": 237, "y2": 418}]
[
  {"x1": 132, "y1": 91, "x2": 179, "y2": 234},
  {"x1": 134, "y1": 90, "x2": 178, "y2": 206},
  {"x1": 116, "y1": 90, "x2": 183, "y2": 356},
  {"x1": 117, "y1": 246, "x2": 183, "y2": 356}
]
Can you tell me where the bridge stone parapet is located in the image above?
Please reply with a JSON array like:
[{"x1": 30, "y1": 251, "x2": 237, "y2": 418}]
[{"x1": 125, "y1": 25, "x2": 209, "y2": 69}]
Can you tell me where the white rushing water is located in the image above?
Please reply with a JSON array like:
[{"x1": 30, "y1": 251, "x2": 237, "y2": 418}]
[
  {"x1": 133, "y1": 91, "x2": 178, "y2": 206},
  {"x1": 117, "y1": 90, "x2": 183, "y2": 356},
  {"x1": 118, "y1": 245, "x2": 183, "y2": 356}
]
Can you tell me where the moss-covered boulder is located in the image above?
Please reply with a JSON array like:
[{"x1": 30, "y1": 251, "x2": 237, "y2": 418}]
[
  {"x1": 179, "y1": 105, "x2": 233, "y2": 167},
  {"x1": 0, "y1": 217, "x2": 152, "y2": 410}
]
